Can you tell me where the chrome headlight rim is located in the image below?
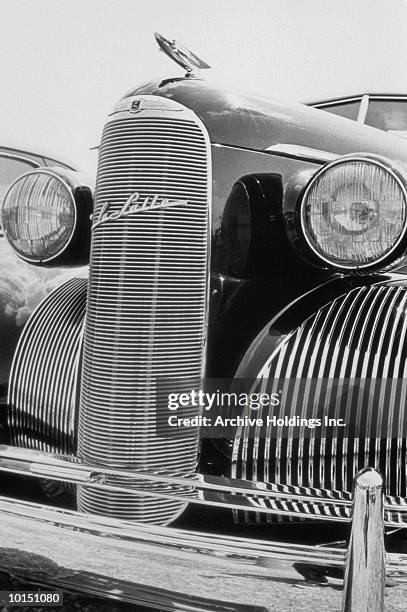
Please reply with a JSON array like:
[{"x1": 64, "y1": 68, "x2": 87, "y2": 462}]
[
  {"x1": 1, "y1": 166, "x2": 92, "y2": 267},
  {"x1": 299, "y1": 153, "x2": 407, "y2": 273}
]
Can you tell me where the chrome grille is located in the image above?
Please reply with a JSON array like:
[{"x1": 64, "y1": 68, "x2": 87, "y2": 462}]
[
  {"x1": 233, "y1": 285, "x2": 407, "y2": 522},
  {"x1": 78, "y1": 97, "x2": 211, "y2": 524}
]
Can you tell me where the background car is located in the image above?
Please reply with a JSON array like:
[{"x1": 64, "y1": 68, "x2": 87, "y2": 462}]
[
  {"x1": 306, "y1": 94, "x2": 407, "y2": 139},
  {"x1": 0, "y1": 142, "x2": 86, "y2": 407}
]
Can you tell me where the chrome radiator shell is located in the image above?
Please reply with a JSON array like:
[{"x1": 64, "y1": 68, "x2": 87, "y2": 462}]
[{"x1": 78, "y1": 96, "x2": 211, "y2": 524}]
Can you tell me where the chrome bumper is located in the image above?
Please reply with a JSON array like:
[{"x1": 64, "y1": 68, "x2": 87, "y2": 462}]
[
  {"x1": 0, "y1": 495, "x2": 346, "y2": 611},
  {"x1": 1, "y1": 448, "x2": 407, "y2": 611}
]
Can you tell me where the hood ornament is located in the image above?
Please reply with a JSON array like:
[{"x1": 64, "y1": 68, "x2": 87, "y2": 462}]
[{"x1": 154, "y1": 32, "x2": 211, "y2": 78}]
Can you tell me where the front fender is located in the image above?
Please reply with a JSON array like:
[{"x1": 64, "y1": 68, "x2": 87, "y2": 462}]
[
  {"x1": 0, "y1": 241, "x2": 85, "y2": 397},
  {"x1": 235, "y1": 273, "x2": 407, "y2": 379}
]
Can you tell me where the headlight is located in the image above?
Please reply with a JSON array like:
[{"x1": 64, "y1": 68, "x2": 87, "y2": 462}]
[
  {"x1": 1, "y1": 168, "x2": 92, "y2": 266},
  {"x1": 300, "y1": 155, "x2": 407, "y2": 271},
  {"x1": 222, "y1": 179, "x2": 252, "y2": 276},
  {"x1": 222, "y1": 174, "x2": 284, "y2": 278}
]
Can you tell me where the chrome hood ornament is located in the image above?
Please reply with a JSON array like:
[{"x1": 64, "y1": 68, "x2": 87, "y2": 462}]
[{"x1": 154, "y1": 32, "x2": 211, "y2": 77}]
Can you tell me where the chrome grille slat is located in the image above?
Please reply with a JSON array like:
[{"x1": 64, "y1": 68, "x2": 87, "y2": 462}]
[{"x1": 78, "y1": 105, "x2": 211, "y2": 524}]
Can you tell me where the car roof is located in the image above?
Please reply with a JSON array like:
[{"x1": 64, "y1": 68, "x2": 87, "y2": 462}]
[{"x1": 0, "y1": 136, "x2": 76, "y2": 170}]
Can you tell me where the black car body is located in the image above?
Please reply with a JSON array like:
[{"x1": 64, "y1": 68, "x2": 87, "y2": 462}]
[{"x1": 2, "y1": 35, "x2": 407, "y2": 611}]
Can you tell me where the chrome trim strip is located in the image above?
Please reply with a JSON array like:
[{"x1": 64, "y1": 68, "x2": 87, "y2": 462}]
[
  {"x1": 2, "y1": 465, "x2": 352, "y2": 522},
  {"x1": 264, "y1": 144, "x2": 339, "y2": 164},
  {"x1": 312, "y1": 96, "x2": 363, "y2": 108},
  {"x1": 0, "y1": 445, "x2": 352, "y2": 522},
  {"x1": 367, "y1": 95, "x2": 407, "y2": 101},
  {"x1": 0, "y1": 152, "x2": 40, "y2": 168}
]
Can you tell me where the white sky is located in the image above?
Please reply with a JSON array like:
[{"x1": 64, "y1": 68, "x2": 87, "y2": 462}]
[{"x1": 0, "y1": 0, "x2": 407, "y2": 174}]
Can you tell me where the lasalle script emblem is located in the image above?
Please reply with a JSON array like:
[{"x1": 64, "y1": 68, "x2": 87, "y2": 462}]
[{"x1": 91, "y1": 192, "x2": 189, "y2": 229}]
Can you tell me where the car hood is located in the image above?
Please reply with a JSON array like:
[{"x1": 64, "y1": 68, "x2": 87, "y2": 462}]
[{"x1": 124, "y1": 78, "x2": 407, "y2": 167}]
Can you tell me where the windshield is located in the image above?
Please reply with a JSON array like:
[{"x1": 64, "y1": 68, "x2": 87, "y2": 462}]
[{"x1": 365, "y1": 99, "x2": 407, "y2": 132}]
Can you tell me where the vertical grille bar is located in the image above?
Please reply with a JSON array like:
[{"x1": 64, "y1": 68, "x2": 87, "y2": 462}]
[{"x1": 77, "y1": 97, "x2": 211, "y2": 524}]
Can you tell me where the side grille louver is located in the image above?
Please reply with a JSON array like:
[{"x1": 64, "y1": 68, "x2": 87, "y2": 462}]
[
  {"x1": 8, "y1": 277, "x2": 87, "y2": 455},
  {"x1": 233, "y1": 285, "x2": 407, "y2": 522}
]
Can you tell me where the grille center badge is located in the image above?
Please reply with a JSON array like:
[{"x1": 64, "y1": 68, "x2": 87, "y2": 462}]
[
  {"x1": 129, "y1": 99, "x2": 142, "y2": 113},
  {"x1": 109, "y1": 95, "x2": 186, "y2": 115},
  {"x1": 91, "y1": 192, "x2": 189, "y2": 229}
]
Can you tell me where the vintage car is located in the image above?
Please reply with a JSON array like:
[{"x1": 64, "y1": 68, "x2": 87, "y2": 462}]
[
  {"x1": 2, "y1": 33, "x2": 407, "y2": 611},
  {"x1": 306, "y1": 93, "x2": 407, "y2": 139}
]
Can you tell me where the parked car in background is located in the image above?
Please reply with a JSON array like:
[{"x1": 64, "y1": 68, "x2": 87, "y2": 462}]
[
  {"x1": 0, "y1": 142, "x2": 86, "y2": 405},
  {"x1": 2, "y1": 33, "x2": 407, "y2": 610},
  {"x1": 306, "y1": 94, "x2": 407, "y2": 139}
]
